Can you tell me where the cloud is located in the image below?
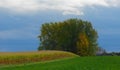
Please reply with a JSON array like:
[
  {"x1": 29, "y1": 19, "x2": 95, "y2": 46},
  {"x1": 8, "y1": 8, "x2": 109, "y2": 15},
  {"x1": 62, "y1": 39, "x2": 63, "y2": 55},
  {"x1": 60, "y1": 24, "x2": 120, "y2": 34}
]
[
  {"x1": 98, "y1": 28, "x2": 120, "y2": 36},
  {"x1": 0, "y1": 24, "x2": 39, "y2": 40},
  {"x1": 0, "y1": 0, "x2": 119, "y2": 15},
  {"x1": 0, "y1": 30, "x2": 34, "y2": 40}
]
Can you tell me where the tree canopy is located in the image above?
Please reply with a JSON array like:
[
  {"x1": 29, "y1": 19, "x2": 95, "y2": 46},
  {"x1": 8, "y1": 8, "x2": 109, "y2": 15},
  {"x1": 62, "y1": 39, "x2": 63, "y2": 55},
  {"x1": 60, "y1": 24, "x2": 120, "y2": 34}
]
[{"x1": 38, "y1": 19, "x2": 98, "y2": 56}]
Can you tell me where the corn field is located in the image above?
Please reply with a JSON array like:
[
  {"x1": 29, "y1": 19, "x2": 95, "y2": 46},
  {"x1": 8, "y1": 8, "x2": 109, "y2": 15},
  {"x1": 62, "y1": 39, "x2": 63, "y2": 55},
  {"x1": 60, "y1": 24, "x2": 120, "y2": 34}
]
[{"x1": 0, "y1": 51, "x2": 78, "y2": 65}]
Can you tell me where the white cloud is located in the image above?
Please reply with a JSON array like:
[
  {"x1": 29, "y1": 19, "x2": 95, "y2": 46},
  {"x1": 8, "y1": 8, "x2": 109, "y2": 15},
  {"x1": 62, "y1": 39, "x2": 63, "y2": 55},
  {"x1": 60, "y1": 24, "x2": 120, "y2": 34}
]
[
  {"x1": 0, "y1": 0, "x2": 119, "y2": 15},
  {"x1": 0, "y1": 24, "x2": 39, "y2": 40},
  {"x1": 0, "y1": 30, "x2": 35, "y2": 39}
]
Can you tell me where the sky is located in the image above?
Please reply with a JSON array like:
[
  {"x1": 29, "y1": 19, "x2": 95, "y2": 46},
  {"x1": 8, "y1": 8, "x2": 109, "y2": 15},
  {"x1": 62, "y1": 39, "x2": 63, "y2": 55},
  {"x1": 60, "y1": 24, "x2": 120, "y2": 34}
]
[{"x1": 0, "y1": 0, "x2": 120, "y2": 52}]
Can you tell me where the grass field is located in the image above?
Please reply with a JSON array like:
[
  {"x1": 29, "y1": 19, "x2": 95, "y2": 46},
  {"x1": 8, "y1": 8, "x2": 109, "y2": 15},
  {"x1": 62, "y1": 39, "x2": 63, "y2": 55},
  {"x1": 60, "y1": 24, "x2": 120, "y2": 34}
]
[{"x1": 0, "y1": 56, "x2": 120, "y2": 70}]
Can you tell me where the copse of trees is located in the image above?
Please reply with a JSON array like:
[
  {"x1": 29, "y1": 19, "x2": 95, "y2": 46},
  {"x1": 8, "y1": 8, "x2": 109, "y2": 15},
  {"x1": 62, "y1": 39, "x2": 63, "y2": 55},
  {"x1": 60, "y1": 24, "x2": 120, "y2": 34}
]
[{"x1": 38, "y1": 19, "x2": 98, "y2": 56}]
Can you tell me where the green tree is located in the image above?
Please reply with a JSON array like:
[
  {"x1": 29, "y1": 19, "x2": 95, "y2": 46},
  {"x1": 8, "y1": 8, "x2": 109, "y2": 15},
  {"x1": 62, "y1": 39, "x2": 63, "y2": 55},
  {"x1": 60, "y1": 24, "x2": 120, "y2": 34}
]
[{"x1": 38, "y1": 18, "x2": 98, "y2": 56}]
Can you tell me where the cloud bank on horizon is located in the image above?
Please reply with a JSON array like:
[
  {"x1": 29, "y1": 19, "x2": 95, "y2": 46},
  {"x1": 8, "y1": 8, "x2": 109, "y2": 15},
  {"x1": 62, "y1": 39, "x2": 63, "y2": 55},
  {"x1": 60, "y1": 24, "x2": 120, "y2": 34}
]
[{"x1": 0, "y1": 0, "x2": 119, "y2": 15}]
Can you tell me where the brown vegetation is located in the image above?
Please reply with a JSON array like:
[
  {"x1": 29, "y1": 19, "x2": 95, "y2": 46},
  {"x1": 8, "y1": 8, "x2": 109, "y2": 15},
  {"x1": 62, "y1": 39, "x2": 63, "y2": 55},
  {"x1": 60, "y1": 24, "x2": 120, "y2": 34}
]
[{"x1": 0, "y1": 51, "x2": 78, "y2": 65}]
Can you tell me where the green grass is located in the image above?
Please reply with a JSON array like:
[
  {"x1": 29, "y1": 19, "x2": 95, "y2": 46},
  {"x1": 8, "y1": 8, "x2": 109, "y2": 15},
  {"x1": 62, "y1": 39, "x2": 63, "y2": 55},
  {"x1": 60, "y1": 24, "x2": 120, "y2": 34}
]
[{"x1": 0, "y1": 56, "x2": 120, "y2": 70}]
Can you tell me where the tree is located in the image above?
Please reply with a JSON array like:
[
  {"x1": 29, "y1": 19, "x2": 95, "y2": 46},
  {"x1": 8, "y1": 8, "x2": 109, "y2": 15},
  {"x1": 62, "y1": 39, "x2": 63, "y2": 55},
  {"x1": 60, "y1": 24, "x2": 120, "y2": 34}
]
[
  {"x1": 96, "y1": 47, "x2": 106, "y2": 55},
  {"x1": 38, "y1": 18, "x2": 98, "y2": 56}
]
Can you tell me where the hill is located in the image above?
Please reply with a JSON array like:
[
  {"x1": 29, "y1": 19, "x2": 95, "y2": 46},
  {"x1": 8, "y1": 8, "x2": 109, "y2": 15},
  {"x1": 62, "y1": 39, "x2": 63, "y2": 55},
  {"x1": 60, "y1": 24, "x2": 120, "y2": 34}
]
[{"x1": 0, "y1": 51, "x2": 78, "y2": 65}]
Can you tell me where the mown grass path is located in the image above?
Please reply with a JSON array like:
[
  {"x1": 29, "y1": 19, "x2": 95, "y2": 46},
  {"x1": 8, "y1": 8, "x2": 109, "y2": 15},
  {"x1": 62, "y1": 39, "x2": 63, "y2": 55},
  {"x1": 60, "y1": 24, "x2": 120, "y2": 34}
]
[{"x1": 0, "y1": 56, "x2": 120, "y2": 70}]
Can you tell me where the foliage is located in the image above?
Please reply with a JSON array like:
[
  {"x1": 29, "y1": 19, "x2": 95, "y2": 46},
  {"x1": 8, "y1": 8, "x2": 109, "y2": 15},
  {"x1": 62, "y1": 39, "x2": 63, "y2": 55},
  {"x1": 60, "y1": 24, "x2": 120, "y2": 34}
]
[
  {"x1": 99, "y1": 52, "x2": 120, "y2": 56},
  {"x1": 96, "y1": 47, "x2": 107, "y2": 55},
  {"x1": 1, "y1": 56, "x2": 120, "y2": 70},
  {"x1": 38, "y1": 18, "x2": 98, "y2": 56}
]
